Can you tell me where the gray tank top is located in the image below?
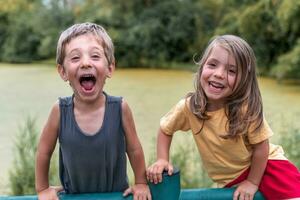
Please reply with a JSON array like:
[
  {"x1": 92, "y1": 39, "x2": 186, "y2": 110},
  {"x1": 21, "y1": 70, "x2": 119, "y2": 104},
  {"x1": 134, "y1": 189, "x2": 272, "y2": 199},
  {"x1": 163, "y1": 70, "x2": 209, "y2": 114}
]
[{"x1": 58, "y1": 93, "x2": 128, "y2": 193}]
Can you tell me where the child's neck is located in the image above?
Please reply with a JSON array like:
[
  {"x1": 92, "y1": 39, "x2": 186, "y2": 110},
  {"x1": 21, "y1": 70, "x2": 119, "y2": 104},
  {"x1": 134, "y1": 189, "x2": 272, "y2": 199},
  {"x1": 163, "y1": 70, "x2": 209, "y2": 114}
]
[
  {"x1": 73, "y1": 93, "x2": 106, "y2": 135},
  {"x1": 206, "y1": 103, "x2": 224, "y2": 112},
  {"x1": 74, "y1": 93, "x2": 106, "y2": 112}
]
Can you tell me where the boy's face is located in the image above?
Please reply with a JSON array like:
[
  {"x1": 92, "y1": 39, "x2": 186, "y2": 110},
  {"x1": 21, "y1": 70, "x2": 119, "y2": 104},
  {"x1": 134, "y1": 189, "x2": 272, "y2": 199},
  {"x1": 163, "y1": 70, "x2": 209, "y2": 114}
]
[{"x1": 58, "y1": 33, "x2": 114, "y2": 102}]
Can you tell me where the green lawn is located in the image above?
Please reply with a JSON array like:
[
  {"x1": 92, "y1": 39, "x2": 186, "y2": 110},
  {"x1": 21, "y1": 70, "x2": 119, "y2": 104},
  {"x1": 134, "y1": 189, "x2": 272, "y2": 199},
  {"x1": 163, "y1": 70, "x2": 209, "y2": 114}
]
[{"x1": 1, "y1": 63, "x2": 300, "y2": 194}]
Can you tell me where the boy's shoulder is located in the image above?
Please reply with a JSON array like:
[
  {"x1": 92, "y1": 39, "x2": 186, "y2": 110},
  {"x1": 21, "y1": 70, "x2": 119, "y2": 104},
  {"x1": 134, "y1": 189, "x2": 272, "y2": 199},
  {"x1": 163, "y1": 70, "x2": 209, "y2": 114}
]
[
  {"x1": 59, "y1": 96, "x2": 73, "y2": 106},
  {"x1": 105, "y1": 92, "x2": 123, "y2": 104}
]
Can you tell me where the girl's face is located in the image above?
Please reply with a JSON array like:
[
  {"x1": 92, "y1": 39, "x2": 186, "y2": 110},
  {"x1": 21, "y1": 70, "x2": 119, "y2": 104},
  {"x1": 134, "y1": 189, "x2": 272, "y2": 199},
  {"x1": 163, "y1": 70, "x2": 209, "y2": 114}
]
[
  {"x1": 58, "y1": 34, "x2": 114, "y2": 103},
  {"x1": 200, "y1": 45, "x2": 238, "y2": 111}
]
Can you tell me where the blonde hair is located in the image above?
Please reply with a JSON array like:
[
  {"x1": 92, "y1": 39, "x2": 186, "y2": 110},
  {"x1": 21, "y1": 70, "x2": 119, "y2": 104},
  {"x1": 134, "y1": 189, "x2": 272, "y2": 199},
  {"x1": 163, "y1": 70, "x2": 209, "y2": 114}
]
[
  {"x1": 188, "y1": 35, "x2": 263, "y2": 137},
  {"x1": 56, "y1": 22, "x2": 115, "y2": 66}
]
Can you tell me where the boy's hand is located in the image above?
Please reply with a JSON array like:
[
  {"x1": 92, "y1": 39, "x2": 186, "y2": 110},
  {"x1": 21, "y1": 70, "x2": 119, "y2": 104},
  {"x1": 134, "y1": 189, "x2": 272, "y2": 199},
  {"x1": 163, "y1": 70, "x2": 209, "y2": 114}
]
[
  {"x1": 37, "y1": 186, "x2": 63, "y2": 200},
  {"x1": 146, "y1": 159, "x2": 173, "y2": 184},
  {"x1": 233, "y1": 180, "x2": 258, "y2": 200},
  {"x1": 123, "y1": 183, "x2": 151, "y2": 200}
]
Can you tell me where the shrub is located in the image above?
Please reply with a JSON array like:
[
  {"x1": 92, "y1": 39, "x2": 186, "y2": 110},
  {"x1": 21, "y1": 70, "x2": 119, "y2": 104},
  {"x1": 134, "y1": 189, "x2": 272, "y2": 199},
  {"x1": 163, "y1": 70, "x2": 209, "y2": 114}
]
[
  {"x1": 148, "y1": 134, "x2": 213, "y2": 189},
  {"x1": 280, "y1": 127, "x2": 300, "y2": 169},
  {"x1": 9, "y1": 116, "x2": 59, "y2": 195}
]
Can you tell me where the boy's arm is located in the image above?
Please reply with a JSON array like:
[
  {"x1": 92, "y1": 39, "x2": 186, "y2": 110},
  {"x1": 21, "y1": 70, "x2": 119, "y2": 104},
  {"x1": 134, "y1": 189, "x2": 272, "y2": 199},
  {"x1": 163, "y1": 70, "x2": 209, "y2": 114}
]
[
  {"x1": 233, "y1": 139, "x2": 269, "y2": 200},
  {"x1": 121, "y1": 99, "x2": 147, "y2": 184},
  {"x1": 121, "y1": 99, "x2": 151, "y2": 199},
  {"x1": 35, "y1": 102, "x2": 60, "y2": 193}
]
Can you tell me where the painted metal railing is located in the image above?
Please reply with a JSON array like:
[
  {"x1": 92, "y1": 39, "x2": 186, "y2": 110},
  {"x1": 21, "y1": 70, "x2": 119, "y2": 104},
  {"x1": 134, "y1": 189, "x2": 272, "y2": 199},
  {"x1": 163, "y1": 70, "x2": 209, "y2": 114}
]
[{"x1": 0, "y1": 169, "x2": 265, "y2": 200}]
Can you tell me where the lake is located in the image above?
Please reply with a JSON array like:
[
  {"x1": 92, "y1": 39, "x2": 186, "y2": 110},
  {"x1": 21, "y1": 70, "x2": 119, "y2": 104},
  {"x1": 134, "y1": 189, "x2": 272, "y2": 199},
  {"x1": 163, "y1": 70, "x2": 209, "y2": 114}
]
[{"x1": 0, "y1": 64, "x2": 300, "y2": 193}]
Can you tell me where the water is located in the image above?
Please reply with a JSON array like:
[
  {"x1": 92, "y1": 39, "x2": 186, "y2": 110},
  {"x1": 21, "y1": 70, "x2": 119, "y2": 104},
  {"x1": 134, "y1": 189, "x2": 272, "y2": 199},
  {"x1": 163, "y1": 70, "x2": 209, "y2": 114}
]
[{"x1": 0, "y1": 65, "x2": 299, "y2": 193}]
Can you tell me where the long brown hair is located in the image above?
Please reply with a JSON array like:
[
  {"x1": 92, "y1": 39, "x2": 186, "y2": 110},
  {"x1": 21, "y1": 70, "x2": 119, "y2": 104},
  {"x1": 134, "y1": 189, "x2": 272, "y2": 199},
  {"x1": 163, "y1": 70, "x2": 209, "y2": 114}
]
[{"x1": 187, "y1": 35, "x2": 263, "y2": 137}]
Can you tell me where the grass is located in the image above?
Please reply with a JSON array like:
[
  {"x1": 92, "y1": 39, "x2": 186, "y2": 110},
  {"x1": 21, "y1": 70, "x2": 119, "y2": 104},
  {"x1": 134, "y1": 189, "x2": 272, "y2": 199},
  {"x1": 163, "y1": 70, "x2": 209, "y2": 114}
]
[{"x1": 1, "y1": 63, "x2": 300, "y2": 194}]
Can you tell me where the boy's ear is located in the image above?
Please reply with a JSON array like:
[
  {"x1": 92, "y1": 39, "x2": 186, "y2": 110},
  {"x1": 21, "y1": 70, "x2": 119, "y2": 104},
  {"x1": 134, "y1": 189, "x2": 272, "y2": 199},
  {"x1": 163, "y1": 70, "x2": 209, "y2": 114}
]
[
  {"x1": 57, "y1": 64, "x2": 68, "y2": 81},
  {"x1": 106, "y1": 61, "x2": 115, "y2": 78}
]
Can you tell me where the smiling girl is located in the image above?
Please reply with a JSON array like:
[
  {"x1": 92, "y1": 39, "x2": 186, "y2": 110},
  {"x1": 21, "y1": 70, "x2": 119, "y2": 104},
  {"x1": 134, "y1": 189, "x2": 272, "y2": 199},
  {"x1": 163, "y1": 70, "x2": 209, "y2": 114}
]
[{"x1": 147, "y1": 35, "x2": 300, "y2": 200}]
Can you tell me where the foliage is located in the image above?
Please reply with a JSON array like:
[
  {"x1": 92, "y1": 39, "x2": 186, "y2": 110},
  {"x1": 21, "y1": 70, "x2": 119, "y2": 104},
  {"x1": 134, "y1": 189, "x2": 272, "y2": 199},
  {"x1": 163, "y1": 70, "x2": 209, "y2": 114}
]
[
  {"x1": 148, "y1": 135, "x2": 213, "y2": 188},
  {"x1": 271, "y1": 39, "x2": 300, "y2": 80},
  {"x1": 9, "y1": 116, "x2": 59, "y2": 195},
  {"x1": 170, "y1": 136, "x2": 213, "y2": 188},
  {"x1": 280, "y1": 127, "x2": 300, "y2": 169},
  {"x1": 9, "y1": 117, "x2": 38, "y2": 195},
  {"x1": 0, "y1": 0, "x2": 300, "y2": 79}
]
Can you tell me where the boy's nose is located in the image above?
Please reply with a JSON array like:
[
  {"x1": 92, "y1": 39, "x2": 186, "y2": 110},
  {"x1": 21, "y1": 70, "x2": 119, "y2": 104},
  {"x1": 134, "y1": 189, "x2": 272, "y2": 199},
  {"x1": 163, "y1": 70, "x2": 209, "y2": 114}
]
[{"x1": 80, "y1": 55, "x2": 91, "y2": 68}]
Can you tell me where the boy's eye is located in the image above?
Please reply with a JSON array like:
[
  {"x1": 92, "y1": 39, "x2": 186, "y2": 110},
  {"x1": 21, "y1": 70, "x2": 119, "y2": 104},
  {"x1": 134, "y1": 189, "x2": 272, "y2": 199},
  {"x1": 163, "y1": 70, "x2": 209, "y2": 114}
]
[
  {"x1": 91, "y1": 54, "x2": 100, "y2": 59},
  {"x1": 71, "y1": 56, "x2": 80, "y2": 61}
]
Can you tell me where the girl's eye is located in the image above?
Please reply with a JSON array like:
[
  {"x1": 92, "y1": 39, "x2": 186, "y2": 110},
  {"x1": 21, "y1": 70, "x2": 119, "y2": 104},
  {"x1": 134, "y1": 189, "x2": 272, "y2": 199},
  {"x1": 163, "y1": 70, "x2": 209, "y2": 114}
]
[
  {"x1": 207, "y1": 63, "x2": 216, "y2": 68},
  {"x1": 228, "y1": 69, "x2": 237, "y2": 75}
]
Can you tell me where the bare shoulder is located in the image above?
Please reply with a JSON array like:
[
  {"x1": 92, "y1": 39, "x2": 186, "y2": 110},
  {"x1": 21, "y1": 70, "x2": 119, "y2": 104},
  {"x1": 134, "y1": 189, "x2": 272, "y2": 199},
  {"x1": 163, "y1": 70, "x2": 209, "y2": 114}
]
[
  {"x1": 121, "y1": 98, "x2": 136, "y2": 126},
  {"x1": 121, "y1": 98, "x2": 131, "y2": 115},
  {"x1": 48, "y1": 100, "x2": 60, "y2": 124},
  {"x1": 42, "y1": 101, "x2": 60, "y2": 139},
  {"x1": 37, "y1": 101, "x2": 60, "y2": 152}
]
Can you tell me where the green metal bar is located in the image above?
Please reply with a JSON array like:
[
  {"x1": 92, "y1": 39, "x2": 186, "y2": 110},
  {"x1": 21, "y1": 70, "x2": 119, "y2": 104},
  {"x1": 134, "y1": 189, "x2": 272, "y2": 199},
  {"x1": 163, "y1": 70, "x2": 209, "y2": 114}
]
[
  {"x1": 0, "y1": 169, "x2": 265, "y2": 200},
  {"x1": 180, "y1": 188, "x2": 265, "y2": 200}
]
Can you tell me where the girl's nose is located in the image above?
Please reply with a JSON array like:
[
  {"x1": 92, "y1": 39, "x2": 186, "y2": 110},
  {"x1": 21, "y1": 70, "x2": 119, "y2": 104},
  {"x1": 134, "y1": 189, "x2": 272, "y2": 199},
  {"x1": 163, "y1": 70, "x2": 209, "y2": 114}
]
[{"x1": 214, "y1": 66, "x2": 226, "y2": 79}]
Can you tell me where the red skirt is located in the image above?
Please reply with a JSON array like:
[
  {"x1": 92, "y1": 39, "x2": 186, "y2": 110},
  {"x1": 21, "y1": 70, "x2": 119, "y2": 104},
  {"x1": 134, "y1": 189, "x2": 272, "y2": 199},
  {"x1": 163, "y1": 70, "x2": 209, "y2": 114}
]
[{"x1": 225, "y1": 160, "x2": 300, "y2": 200}]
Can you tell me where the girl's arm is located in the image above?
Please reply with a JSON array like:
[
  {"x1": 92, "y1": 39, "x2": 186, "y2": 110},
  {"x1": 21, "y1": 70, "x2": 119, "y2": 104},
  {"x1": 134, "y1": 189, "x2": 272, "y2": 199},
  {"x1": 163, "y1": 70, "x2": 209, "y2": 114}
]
[
  {"x1": 247, "y1": 139, "x2": 269, "y2": 185},
  {"x1": 35, "y1": 102, "x2": 61, "y2": 197},
  {"x1": 121, "y1": 100, "x2": 151, "y2": 199},
  {"x1": 147, "y1": 128, "x2": 173, "y2": 184},
  {"x1": 233, "y1": 139, "x2": 269, "y2": 200}
]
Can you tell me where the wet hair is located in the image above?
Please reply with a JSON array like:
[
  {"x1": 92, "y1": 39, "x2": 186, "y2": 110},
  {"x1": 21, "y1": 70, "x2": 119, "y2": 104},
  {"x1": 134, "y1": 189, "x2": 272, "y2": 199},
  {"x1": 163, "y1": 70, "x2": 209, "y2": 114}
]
[
  {"x1": 56, "y1": 22, "x2": 114, "y2": 66},
  {"x1": 187, "y1": 35, "x2": 263, "y2": 137}
]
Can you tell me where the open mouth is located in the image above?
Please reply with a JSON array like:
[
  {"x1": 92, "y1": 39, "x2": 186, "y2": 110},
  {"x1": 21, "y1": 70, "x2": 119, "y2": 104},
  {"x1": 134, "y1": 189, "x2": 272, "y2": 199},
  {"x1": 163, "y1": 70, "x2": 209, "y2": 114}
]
[
  {"x1": 209, "y1": 81, "x2": 224, "y2": 89},
  {"x1": 79, "y1": 74, "x2": 96, "y2": 91}
]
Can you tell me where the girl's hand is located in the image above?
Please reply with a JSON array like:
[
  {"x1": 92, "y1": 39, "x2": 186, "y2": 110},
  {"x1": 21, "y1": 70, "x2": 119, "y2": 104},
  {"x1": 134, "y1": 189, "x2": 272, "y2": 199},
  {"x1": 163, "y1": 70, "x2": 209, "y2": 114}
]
[
  {"x1": 146, "y1": 159, "x2": 173, "y2": 184},
  {"x1": 37, "y1": 186, "x2": 63, "y2": 200},
  {"x1": 233, "y1": 180, "x2": 258, "y2": 200},
  {"x1": 123, "y1": 183, "x2": 152, "y2": 200}
]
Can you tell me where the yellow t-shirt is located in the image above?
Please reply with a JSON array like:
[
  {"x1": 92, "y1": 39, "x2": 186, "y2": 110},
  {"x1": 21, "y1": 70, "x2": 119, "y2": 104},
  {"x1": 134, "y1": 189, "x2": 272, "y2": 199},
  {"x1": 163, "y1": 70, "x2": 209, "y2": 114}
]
[{"x1": 160, "y1": 98, "x2": 286, "y2": 187}]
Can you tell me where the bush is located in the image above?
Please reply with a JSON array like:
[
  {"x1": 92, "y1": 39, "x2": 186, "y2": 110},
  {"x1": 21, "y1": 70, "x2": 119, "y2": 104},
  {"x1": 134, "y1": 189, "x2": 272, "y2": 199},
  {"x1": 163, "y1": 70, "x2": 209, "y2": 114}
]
[
  {"x1": 271, "y1": 39, "x2": 300, "y2": 80},
  {"x1": 9, "y1": 116, "x2": 59, "y2": 195},
  {"x1": 148, "y1": 134, "x2": 213, "y2": 189},
  {"x1": 170, "y1": 136, "x2": 213, "y2": 188},
  {"x1": 280, "y1": 127, "x2": 300, "y2": 169}
]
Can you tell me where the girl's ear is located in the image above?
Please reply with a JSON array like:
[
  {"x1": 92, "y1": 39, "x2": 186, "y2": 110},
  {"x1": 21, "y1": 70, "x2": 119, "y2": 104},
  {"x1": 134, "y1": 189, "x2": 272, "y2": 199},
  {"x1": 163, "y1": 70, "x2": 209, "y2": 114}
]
[
  {"x1": 57, "y1": 64, "x2": 68, "y2": 81},
  {"x1": 106, "y1": 61, "x2": 115, "y2": 78}
]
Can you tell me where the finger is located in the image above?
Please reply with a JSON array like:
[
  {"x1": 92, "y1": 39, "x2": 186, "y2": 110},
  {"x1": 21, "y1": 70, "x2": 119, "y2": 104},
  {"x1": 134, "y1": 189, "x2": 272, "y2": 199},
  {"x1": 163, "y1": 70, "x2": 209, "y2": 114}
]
[
  {"x1": 157, "y1": 166, "x2": 164, "y2": 183},
  {"x1": 54, "y1": 186, "x2": 64, "y2": 192},
  {"x1": 148, "y1": 167, "x2": 155, "y2": 183},
  {"x1": 147, "y1": 192, "x2": 152, "y2": 200},
  {"x1": 167, "y1": 164, "x2": 174, "y2": 176},
  {"x1": 123, "y1": 187, "x2": 132, "y2": 197},
  {"x1": 152, "y1": 166, "x2": 160, "y2": 184},
  {"x1": 233, "y1": 190, "x2": 239, "y2": 200},
  {"x1": 146, "y1": 169, "x2": 151, "y2": 181},
  {"x1": 246, "y1": 193, "x2": 253, "y2": 200},
  {"x1": 239, "y1": 193, "x2": 245, "y2": 200},
  {"x1": 249, "y1": 194, "x2": 254, "y2": 200}
]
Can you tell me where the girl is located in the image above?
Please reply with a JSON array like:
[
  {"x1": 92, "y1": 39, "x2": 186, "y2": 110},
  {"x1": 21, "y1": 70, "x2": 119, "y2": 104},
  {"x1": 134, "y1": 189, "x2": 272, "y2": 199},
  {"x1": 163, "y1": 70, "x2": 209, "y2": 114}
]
[
  {"x1": 147, "y1": 35, "x2": 300, "y2": 200},
  {"x1": 35, "y1": 22, "x2": 151, "y2": 200}
]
